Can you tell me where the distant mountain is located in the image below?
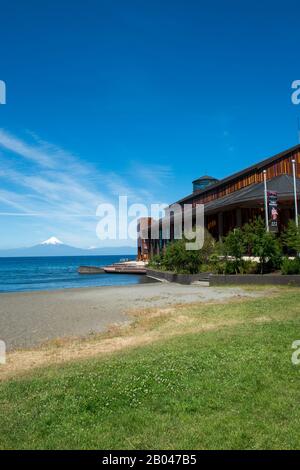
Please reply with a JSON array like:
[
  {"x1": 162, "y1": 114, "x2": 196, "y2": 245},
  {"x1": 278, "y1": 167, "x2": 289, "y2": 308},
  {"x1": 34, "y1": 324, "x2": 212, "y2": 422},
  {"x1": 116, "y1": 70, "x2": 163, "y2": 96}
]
[
  {"x1": 0, "y1": 237, "x2": 137, "y2": 257},
  {"x1": 40, "y1": 236, "x2": 64, "y2": 245}
]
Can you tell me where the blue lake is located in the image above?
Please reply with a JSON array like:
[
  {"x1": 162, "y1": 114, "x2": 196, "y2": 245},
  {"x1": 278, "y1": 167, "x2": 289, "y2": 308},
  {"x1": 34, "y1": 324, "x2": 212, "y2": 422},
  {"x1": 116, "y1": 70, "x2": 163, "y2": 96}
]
[{"x1": 0, "y1": 256, "x2": 151, "y2": 293}]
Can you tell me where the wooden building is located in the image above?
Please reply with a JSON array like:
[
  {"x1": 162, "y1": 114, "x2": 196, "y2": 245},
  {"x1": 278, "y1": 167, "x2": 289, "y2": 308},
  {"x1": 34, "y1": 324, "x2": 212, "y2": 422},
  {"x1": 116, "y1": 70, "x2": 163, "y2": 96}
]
[
  {"x1": 137, "y1": 217, "x2": 152, "y2": 261},
  {"x1": 138, "y1": 144, "x2": 300, "y2": 260}
]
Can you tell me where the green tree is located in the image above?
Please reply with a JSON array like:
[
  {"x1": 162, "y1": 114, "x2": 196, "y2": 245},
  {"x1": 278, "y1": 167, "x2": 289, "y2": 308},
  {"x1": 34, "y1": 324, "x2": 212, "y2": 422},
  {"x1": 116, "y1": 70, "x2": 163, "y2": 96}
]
[
  {"x1": 159, "y1": 230, "x2": 215, "y2": 274},
  {"x1": 243, "y1": 217, "x2": 266, "y2": 255},
  {"x1": 222, "y1": 228, "x2": 245, "y2": 273},
  {"x1": 243, "y1": 218, "x2": 281, "y2": 273},
  {"x1": 253, "y1": 232, "x2": 281, "y2": 273},
  {"x1": 148, "y1": 253, "x2": 163, "y2": 269},
  {"x1": 281, "y1": 218, "x2": 300, "y2": 254},
  {"x1": 162, "y1": 238, "x2": 200, "y2": 274}
]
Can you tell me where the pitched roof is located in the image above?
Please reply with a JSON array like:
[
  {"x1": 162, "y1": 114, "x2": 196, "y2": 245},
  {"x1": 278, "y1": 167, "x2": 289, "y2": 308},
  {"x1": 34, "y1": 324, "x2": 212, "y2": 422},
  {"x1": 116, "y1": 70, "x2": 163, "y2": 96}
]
[
  {"x1": 177, "y1": 144, "x2": 300, "y2": 205},
  {"x1": 203, "y1": 174, "x2": 300, "y2": 214}
]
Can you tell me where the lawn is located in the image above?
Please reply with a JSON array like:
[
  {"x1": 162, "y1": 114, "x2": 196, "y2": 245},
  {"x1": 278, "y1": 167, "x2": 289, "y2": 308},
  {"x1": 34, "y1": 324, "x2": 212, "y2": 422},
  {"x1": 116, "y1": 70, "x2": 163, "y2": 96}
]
[{"x1": 1, "y1": 288, "x2": 300, "y2": 449}]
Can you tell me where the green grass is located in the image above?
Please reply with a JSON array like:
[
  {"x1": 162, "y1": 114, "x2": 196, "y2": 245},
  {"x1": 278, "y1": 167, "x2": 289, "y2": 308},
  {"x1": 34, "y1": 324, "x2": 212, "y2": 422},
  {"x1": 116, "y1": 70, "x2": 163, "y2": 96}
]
[{"x1": 1, "y1": 290, "x2": 300, "y2": 449}]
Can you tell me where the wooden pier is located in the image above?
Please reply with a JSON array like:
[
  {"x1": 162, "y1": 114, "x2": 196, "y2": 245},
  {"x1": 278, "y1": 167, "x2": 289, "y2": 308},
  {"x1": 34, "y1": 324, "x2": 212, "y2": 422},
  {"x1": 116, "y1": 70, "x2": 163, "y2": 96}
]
[
  {"x1": 78, "y1": 261, "x2": 146, "y2": 275},
  {"x1": 78, "y1": 266, "x2": 105, "y2": 274},
  {"x1": 103, "y1": 262, "x2": 146, "y2": 274}
]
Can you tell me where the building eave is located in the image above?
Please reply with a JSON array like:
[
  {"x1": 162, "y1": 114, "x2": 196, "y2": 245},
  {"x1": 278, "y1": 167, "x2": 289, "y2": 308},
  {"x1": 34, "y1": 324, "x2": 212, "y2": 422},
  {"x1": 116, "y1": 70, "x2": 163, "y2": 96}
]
[{"x1": 175, "y1": 144, "x2": 300, "y2": 206}]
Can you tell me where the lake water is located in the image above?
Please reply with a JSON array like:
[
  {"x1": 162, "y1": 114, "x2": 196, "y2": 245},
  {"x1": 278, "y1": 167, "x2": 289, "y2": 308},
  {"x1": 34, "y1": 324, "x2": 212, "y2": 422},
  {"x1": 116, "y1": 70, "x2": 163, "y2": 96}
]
[{"x1": 0, "y1": 256, "x2": 151, "y2": 293}]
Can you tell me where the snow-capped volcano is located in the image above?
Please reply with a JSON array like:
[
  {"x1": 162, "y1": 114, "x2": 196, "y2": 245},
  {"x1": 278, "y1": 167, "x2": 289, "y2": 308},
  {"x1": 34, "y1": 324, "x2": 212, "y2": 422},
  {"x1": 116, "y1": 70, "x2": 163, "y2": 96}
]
[
  {"x1": 40, "y1": 237, "x2": 64, "y2": 246},
  {"x1": 0, "y1": 236, "x2": 137, "y2": 257}
]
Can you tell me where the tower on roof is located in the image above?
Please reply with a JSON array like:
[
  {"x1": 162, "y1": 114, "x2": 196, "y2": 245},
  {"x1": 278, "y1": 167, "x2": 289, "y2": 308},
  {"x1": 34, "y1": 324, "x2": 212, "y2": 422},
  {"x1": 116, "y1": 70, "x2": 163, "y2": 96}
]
[{"x1": 192, "y1": 175, "x2": 218, "y2": 193}]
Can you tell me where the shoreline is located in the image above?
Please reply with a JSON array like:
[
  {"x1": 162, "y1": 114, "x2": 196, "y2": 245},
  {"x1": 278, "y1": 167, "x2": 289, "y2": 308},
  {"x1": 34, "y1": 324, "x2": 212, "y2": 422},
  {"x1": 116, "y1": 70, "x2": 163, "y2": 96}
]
[
  {"x1": 0, "y1": 284, "x2": 280, "y2": 382},
  {"x1": 0, "y1": 276, "x2": 157, "y2": 296},
  {"x1": 0, "y1": 283, "x2": 265, "y2": 352},
  {"x1": 0, "y1": 255, "x2": 144, "y2": 294}
]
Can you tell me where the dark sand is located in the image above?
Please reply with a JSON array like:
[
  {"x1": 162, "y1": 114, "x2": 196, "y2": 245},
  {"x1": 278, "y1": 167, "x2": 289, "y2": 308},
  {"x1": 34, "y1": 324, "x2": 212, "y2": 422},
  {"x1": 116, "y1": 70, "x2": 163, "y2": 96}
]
[{"x1": 0, "y1": 283, "x2": 259, "y2": 351}]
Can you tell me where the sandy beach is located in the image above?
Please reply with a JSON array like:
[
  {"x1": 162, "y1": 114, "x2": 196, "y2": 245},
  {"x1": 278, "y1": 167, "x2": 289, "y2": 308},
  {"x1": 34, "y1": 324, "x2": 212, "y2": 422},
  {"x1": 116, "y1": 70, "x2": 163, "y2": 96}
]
[{"x1": 0, "y1": 282, "x2": 262, "y2": 351}]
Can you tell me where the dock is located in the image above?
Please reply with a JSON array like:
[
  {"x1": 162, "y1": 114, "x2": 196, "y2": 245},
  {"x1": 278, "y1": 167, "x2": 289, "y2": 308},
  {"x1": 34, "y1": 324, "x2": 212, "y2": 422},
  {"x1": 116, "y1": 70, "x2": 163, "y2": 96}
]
[
  {"x1": 78, "y1": 266, "x2": 105, "y2": 274},
  {"x1": 103, "y1": 261, "x2": 146, "y2": 274},
  {"x1": 78, "y1": 261, "x2": 147, "y2": 275}
]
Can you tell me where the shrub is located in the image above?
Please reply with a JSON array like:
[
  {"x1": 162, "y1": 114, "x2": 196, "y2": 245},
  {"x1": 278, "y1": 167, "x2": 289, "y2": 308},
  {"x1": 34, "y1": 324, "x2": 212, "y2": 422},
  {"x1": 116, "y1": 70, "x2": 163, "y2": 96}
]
[
  {"x1": 149, "y1": 217, "x2": 283, "y2": 275},
  {"x1": 148, "y1": 254, "x2": 163, "y2": 269},
  {"x1": 239, "y1": 260, "x2": 258, "y2": 274},
  {"x1": 281, "y1": 258, "x2": 300, "y2": 275},
  {"x1": 222, "y1": 228, "x2": 245, "y2": 273},
  {"x1": 224, "y1": 261, "x2": 237, "y2": 274},
  {"x1": 281, "y1": 218, "x2": 300, "y2": 254},
  {"x1": 223, "y1": 228, "x2": 245, "y2": 259},
  {"x1": 198, "y1": 263, "x2": 214, "y2": 273},
  {"x1": 243, "y1": 217, "x2": 282, "y2": 273},
  {"x1": 152, "y1": 230, "x2": 215, "y2": 274},
  {"x1": 212, "y1": 261, "x2": 226, "y2": 274},
  {"x1": 219, "y1": 260, "x2": 258, "y2": 275},
  {"x1": 162, "y1": 238, "x2": 201, "y2": 274}
]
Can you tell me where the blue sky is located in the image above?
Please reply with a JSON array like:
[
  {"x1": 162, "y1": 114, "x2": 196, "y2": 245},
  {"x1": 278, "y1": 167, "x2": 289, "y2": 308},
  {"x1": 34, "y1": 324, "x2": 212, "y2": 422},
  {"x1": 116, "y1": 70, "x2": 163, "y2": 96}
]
[{"x1": 0, "y1": 0, "x2": 300, "y2": 248}]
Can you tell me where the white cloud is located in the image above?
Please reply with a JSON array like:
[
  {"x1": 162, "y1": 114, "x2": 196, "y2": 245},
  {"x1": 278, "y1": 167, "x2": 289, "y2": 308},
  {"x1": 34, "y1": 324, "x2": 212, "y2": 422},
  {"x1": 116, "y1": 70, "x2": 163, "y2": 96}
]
[{"x1": 0, "y1": 129, "x2": 174, "y2": 247}]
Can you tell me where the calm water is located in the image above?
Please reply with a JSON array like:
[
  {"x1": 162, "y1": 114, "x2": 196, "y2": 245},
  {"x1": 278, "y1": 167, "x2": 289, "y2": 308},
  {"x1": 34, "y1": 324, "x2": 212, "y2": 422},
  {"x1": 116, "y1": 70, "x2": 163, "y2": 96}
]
[{"x1": 0, "y1": 256, "x2": 151, "y2": 293}]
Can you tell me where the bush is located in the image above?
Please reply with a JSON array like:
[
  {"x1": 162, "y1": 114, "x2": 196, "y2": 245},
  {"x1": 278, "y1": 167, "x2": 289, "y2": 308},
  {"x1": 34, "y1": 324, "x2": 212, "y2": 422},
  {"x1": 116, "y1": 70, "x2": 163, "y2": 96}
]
[
  {"x1": 281, "y1": 218, "x2": 300, "y2": 254},
  {"x1": 239, "y1": 260, "x2": 258, "y2": 274},
  {"x1": 149, "y1": 217, "x2": 283, "y2": 275},
  {"x1": 151, "y1": 230, "x2": 215, "y2": 274},
  {"x1": 216, "y1": 259, "x2": 259, "y2": 275},
  {"x1": 224, "y1": 261, "x2": 237, "y2": 274},
  {"x1": 148, "y1": 254, "x2": 163, "y2": 269},
  {"x1": 162, "y1": 238, "x2": 201, "y2": 274},
  {"x1": 211, "y1": 261, "x2": 226, "y2": 274},
  {"x1": 222, "y1": 228, "x2": 245, "y2": 274},
  {"x1": 198, "y1": 263, "x2": 214, "y2": 273},
  {"x1": 243, "y1": 217, "x2": 282, "y2": 273},
  {"x1": 281, "y1": 258, "x2": 300, "y2": 275}
]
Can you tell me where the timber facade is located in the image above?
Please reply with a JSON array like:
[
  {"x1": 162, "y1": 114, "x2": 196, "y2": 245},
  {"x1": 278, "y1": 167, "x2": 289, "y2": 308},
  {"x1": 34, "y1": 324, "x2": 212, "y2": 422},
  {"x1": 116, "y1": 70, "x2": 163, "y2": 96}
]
[{"x1": 137, "y1": 144, "x2": 300, "y2": 260}]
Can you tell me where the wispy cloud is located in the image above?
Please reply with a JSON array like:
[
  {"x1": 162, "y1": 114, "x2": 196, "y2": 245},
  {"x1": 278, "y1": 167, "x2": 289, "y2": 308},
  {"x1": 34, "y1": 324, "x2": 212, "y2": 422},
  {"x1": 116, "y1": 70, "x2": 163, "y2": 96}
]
[
  {"x1": 0, "y1": 129, "x2": 173, "y2": 247},
  {"x1": 0, "y1": 129, "x2": 58, "y2": 168},
  {"x1": 130, "y1": 162, "x2": 173, "y2": 187}
]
